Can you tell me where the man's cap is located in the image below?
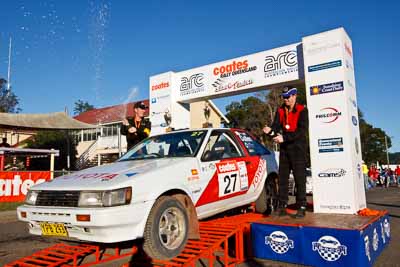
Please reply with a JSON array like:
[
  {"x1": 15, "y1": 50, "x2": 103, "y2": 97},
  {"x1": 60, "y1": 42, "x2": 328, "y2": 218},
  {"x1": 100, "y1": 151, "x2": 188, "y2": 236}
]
[
  {"x1": 282, "y1": 87, "x2": 298, "y2": 98},
  {"x1": 134, "y1": 101, "x2": 148, "y2": 109}
]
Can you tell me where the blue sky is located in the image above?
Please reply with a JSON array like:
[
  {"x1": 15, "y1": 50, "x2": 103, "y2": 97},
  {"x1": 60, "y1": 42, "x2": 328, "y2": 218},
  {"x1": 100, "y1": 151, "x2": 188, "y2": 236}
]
[{"x1": 0, "y1": 0, "x2": 399, "y2": 152}]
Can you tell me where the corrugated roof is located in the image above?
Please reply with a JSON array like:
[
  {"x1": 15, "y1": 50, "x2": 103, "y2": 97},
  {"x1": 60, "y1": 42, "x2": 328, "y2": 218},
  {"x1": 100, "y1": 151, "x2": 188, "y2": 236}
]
[
  {"x1": 73, "y1": 100, "x2": 149, "y2": 125},
  {"x1": 0, "y1": 112, "x2": 96, "y2": 130}
]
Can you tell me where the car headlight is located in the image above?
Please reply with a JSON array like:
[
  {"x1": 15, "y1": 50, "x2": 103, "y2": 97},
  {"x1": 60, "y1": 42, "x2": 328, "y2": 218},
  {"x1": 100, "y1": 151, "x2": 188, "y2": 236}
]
[
  {"x1": 78, "y1": 192, "x2": 103, "y2": 207},
  {"x1": 78, "y1": 187, "x2": 132, "y2": 207},
  {"x1": 25, "y1": 190, "x2": 39, "y2": 205}
]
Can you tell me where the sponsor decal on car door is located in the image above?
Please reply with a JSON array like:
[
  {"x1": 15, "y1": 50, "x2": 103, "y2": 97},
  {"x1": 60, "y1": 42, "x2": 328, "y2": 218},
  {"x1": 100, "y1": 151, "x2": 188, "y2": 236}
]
[{"x1": 195, "y1": 157, "x2": 259, "y2": 207}]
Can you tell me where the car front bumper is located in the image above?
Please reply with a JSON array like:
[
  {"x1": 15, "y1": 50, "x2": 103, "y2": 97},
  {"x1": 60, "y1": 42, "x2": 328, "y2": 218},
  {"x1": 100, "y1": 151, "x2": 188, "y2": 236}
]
[{"x1": 17, "y1": 200, "x2": 155, "y2": 243}]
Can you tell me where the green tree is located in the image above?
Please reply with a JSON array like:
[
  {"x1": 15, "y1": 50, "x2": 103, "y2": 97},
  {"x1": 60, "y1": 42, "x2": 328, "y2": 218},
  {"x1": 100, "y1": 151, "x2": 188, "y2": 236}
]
[
  {"x1": 0, "y1": 78, "x2": 20, "y2": 113},
  {"x1": 358, "y1": 109, "x2": 392, "y2": 165},
  {"x1": 225, "y1": 96, "x2": 270, "y2": 144},
  {"x1": 25, "y1": 131, "x2": 77, "y2": 170},
  {"x1": 74, "y1": 99, "x2": 94, "y2": 115}
]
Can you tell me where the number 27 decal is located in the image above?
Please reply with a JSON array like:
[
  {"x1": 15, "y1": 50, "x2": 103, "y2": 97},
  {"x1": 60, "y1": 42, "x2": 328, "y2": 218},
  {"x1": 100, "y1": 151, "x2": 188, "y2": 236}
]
[{"x1": 218, "y1": 172, "x2": 240, "y2": 197}]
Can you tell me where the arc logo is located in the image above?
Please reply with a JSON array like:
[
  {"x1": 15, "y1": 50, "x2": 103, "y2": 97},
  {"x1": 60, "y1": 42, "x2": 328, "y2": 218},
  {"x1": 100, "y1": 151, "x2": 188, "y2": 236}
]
[
  {"x1": 264, "y1": 50, "x2": 298, "y2": 78},
  {"x1": 312, "y1": 235, "x2": 347, "y2": 262},
  {"x1": 265, "y1": 231, "x2": 294, "y2": 254},
  {"x1": 180, "y1": 73, "x2": 205, "y2": 96},
  {"x1": 315, "y1": 107, "x2": 342, "y2": 123}
]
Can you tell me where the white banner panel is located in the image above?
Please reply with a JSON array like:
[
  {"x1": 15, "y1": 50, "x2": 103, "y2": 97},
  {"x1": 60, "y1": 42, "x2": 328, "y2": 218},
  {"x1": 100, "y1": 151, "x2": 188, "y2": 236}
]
[
  {"x1": 149, "y1": 72, "x2": 173, "y2": 135},
  {"x1": 303, "y1": 28, "x2": 366, "y2": 214},
  {"x1": 175, "y1": 43, "x2": 302, "y2": 102}
]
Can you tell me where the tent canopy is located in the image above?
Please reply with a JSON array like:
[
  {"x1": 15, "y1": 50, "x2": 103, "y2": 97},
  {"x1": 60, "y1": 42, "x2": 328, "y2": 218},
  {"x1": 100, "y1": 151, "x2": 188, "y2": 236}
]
[{"x1": 0, "y1": 112, "x2": 97, "y2": 130}]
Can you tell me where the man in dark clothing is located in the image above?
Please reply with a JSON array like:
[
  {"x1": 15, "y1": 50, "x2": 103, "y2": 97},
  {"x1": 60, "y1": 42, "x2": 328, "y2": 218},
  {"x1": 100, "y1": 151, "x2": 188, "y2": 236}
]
[
  {"x1": 121, "y1": 101, "x2": 151, "y2": 151},
  {"x1": 263, "y1": 87, "x2": 309, "y2": 218}
]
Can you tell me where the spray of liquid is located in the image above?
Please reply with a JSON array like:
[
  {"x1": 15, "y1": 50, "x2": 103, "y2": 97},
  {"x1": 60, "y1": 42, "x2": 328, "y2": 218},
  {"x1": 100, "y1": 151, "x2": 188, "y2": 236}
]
[{"x1": 122, "y1": 87, "x2": 138, "y2": 119}]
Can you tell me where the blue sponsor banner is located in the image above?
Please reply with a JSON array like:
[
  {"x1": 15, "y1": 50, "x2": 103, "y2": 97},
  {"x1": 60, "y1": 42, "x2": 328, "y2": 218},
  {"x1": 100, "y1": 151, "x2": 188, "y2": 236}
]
[
  {"x1": 308, "y1": 60, "x2": 342, "y2": 72},
  {"x1": 310, "y1": 81, "x2": 344, "y2": 95},
  {"x1": 302, "y1": 226, "x2": 360, "y2": 266},
  {"x1": 252, "y1": 223, "x2": 303, "y2": 264},
  {"x1": 318, "y1": 137, "x2": 343, "y2": 153},
  {"x1": 251, "y1": 214, "x2": 390, "y2": 267},
  {"x1": 319, "y1": 148, "x2": 344, "y2": 153},
  {"x1": 358, "y1": 214, "x2": 391, "y2": 267}
]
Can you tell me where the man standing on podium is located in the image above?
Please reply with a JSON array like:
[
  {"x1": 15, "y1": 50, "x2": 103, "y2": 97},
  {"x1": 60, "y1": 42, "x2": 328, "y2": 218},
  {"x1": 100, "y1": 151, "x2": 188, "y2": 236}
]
[{"x1": 263, "y1": 87, "x2": 309, "y2": 218}]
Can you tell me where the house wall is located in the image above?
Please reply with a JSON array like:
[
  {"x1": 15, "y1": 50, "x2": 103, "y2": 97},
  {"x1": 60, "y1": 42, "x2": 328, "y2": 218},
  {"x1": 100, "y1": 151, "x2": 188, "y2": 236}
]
[{"x1": 190, "y1": 101, "x2": 221, "y2": 128}]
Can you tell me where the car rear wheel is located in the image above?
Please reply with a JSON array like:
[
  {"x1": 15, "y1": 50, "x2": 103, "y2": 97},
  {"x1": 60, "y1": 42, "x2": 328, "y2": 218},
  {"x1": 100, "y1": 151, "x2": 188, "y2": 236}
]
[
  {"x1": 143, "y1": 196, "x2": 189, "y2": 260},
  {"x1": 255, "y1": 175, "x2": 278, "y2": 214}
]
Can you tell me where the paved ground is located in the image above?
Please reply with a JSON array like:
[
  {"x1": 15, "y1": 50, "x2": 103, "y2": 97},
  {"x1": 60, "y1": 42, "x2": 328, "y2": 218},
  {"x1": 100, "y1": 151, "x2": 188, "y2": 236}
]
[{"x1": 1, "y1": 187, "x2": 399, "y2": 267}]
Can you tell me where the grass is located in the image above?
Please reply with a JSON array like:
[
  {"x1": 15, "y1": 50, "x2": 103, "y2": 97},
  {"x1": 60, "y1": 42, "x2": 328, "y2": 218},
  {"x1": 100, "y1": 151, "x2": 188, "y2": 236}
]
[{"x1": 0, "y1": 202, "x2": 24, "y2": 211}]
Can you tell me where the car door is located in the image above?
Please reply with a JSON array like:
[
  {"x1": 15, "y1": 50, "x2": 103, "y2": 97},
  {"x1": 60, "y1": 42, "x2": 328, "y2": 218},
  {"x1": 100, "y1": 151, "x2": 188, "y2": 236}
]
[
  {"x1": 233, "y1": 129, "x2": 275, "y2": 198},
  {"x1": 194, "y1": 130, "x2": 253, "y2": 218}
]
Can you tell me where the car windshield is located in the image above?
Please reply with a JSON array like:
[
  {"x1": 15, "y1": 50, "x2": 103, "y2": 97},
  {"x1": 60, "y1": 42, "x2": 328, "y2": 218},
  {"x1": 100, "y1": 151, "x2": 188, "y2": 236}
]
[{"x1": 119, "y1": 130, "x2": 207, "y2": 161}]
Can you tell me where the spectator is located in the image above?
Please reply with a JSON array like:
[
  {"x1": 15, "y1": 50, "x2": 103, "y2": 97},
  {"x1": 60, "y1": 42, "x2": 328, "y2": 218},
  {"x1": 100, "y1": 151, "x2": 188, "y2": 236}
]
[
  {"x1": 395, "y1": 165, "x2": 400, "y2": 186},
  {"x1": 362, "y1": 161, "x2": 369, "y2": 190},
  {"x1": 121, "y1": 102, "x2": 151, "y2": 151}
]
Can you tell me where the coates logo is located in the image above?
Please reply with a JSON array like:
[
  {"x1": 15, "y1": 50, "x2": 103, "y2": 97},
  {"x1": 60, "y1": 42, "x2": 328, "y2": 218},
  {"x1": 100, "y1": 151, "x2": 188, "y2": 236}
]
[
  {"x1": 312, "y1": 236, "x2": 347, "y2": 262},
  {"x1": 213, "y1": 60, "x2": 256, "y2": 78},
  {"x1": 151, "y1": 82, "x2": 169, "y2": 91},
  {"x1": 315, "y1": 107, "x2": 342, "y2": 123},
  {"x1": 264, "y1": 50, "x2": 297, "y2": 78},
  {"x1": 216, "y1": 161, "x2": 238, "y2": 173},
  {"x1": 180, "y1": 73, "x2": 205, "y2": 96},
  {"x1": 265, "y1": 231, "x2": 294, "y2": 254},
  {"x1": 345, "y1": 43, "x2": 352, "y2": 57},
  {"x1": 318, "y1": 168, "x2": 346, "y2": 178}
]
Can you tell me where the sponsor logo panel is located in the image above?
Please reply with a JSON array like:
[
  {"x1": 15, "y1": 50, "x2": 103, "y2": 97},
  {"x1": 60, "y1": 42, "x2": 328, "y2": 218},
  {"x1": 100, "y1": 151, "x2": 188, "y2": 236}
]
[
  {"x1": 213, "y1": 60, "x2": 257, "y2": 78},
  {"x1": 265, "y1": 231, "x2": 294, "y2": 254},
  {"x1": 180, "y1": 73, "x2": 205, "y2": 97},
  {"x1": 352, "y1": 116, "x2": 358, "y2": 126},
  {"x1": 151, "y1": 81, "x2": 169, "y2": 91},
  {"x1": 312, "y1": 236, "x2": 347, "y2": 262},
  {"x1": 318, "y1": 137, "x2": 343, "y2": 153},
  {"x1": 310, "y1": 81, "x2": 344, "y2": 96},
  {"x1": 306, "y1": 42, "x2": 340, "y2": 56},
  {"x1": 315, "y1": 107, "x2": 342, "y2": 123},
  {"x1": 308, "y1": 60, "x2": 342, "y2": 72},
  {"x1": 264, "y1": 50, "x2": 298, "y2": 78},
  {"x1": 344, "y1": 43, "x2": 352, "y2": 57},
  {"x1": 318, "y1": 168, "x2": 346, "y2": 178},
  {"x1": 212, "y1": 78, "x2": 253, "y2": 93}
]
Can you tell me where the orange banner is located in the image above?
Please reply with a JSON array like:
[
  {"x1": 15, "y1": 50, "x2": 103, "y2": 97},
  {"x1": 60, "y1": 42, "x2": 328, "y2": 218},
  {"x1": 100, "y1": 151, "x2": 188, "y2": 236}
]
[{"x1": 0, "y1": 171, "x2": 51, "y2": 202}]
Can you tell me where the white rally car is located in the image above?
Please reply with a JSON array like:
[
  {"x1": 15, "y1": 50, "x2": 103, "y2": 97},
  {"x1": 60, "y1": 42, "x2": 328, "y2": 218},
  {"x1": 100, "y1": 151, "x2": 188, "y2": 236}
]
[{"x1": 18, "y1": 128, "x2": 278, "y2": 259}]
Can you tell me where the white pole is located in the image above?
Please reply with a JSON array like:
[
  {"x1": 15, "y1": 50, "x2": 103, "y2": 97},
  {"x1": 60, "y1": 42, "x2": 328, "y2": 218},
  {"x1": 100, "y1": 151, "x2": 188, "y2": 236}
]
[
  {"x1": 385, "y1": 135, "x2": 390, "y2": 166},
  {"x1": 7, "y1": 37, "x2": 12, "y2": 90}
]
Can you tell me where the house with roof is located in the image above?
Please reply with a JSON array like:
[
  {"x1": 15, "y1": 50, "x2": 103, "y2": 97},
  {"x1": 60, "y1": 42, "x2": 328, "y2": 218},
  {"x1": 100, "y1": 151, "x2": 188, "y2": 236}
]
[{"x1": 73, "y1": 100, "x2": 229, "y2": 169}]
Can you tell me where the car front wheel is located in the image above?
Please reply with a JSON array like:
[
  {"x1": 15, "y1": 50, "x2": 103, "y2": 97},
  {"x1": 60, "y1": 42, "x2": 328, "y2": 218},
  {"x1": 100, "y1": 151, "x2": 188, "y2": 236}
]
[{"x1": 143, "y1": 196, "x2": 189, "y2": 260}]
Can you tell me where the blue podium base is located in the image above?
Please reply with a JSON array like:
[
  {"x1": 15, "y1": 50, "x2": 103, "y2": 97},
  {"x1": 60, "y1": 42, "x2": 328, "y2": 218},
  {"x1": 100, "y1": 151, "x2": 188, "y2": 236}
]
[{"x1": 251, "y1": 211, "x2": 390, "y2": 267}]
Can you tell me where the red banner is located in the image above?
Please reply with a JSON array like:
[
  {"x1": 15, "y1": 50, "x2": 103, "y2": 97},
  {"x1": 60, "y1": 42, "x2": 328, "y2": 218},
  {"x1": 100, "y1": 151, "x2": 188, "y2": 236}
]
[{"x1": 0, "y1": 171, "x2": 51, "y2": 202}]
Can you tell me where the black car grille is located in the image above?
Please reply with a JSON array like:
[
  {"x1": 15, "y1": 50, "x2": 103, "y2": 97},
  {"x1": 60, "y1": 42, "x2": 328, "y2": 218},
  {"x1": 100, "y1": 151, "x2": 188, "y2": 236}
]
[{"x1": 36, "y1": 191, "x2": 80, "y2": 207}]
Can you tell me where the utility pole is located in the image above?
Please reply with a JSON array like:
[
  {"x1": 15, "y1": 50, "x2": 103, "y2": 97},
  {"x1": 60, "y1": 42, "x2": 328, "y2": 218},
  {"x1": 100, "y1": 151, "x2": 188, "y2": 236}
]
[
  {"x1": 7, "y1": 37, "x2": 12, "y2": 91},
  {"x1": 384, "y1": 135, "x2": 390, "y2": 167}
]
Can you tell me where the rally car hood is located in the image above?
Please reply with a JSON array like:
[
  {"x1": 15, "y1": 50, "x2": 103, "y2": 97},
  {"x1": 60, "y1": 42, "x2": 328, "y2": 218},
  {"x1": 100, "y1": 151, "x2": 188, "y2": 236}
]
[{"x1": 31, "y1": 158, "x2": 193, "y2": 191}]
